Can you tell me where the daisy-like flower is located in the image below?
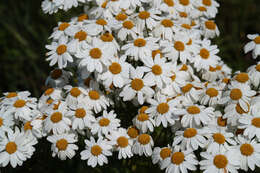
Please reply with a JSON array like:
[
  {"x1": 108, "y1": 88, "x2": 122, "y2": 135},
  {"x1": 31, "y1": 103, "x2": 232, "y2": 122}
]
[
  {"x1": 146, "y1": 93, "x2": 179, "y2": 128},
  {"x1": 80, "y1": 136, "x2": 113, "y2": 167},
  {"x1": 45, "y1": 68, "x2": 72, "y2": 88},
  {"x1": 38, "y1": 88, "x2": 62, "y2": 108},
  {"x1": 180, "y1": 81, "x2": 202, "y2": 102},
  {"x1": 172, "y1": 127, "x2": 207, "y2": 151},
  {"x1": 132, "y1": 133, "x2": 154, "y2": 157},
  {"x1": 203, "y1": 126, "x2": 236, "y2": 154},
  {"x1": 191, "y1": 39, "x2": 220, "y2": 71},
  {"x1": 133, "y1": 110, "x2": 155, "y2": 133},
  {"x1": 122, "y1": 36, "x2": 159, "y2": 61},
  {"x1": 119, "y1": 67, "x2": 154, "y2": 104},
  {"x1": 1, "y1": 91, "x2": 31, "y2": 106},
  {"x1": 228, "y1": 135, "x2": 260, "y2": 171},
  {"x1": 91, "y1": 110, "x2": 120, "y2": 137},
  {"x1": 85, "y1": 18, "x2": 111, "y2": 36},
  {"x1": 62, "y1": 0, "x2": 86, "y2": 12},
  {"x1": 175, "y1": 104, "x2": 214, "y2": 127},
  {"x1": 41, "y1": 0, "x2": 60, "y2": 14},
  {"x1": 239, "y1": 107, "x2": 260, "y2": 140},
  {"x1": 244, "y1": 34, "x2": 260, "y2": 59},
  {"x1": 201, "y1": 19, "x2": 219, "y2": 39},
  {"x1": 160, "y1": 149, "x2": 198, "y2": 173},
  {"x1": 153, "y1": 18, "x2": 178, "y2": 41},
  {"x1": 247, "y1": 62, "x2": 260, "y2": 87},
  {"x1": 44, "y1": 101, "x2": 71, "y2": 134},
  {"x1": 46, "y1": 37, "x2": 73, "y2": 69},
  {"x1": 47, "y1": 132, "x2": 78, "y2": 160},
  {"x1": 232, "y1": 72, "x2": 250, "y2": 85},
  {"x1": 193, "y1": 0, "x2": 219, "y2": 18},
  {"x1": 107, "y1": 128, "x2": 134, "y2": 159},
  {"x1": 117, "y1": 19, "x2": 138, "y2": 41},
  {"x1": 127, "y1": 126, "x2": 140, "y2": 140},
  {"x1": 0, "y1": 127, "x2": 37, "y2": 168},
  {"x1": 79, "y1": 37, "x2": 112, "y2": 73},
  {"x1": 100, "y1": 57, "x2": 130, "y2": 88},
  {"x1": 64, "y1": 85, "x2": 87, "y2": 109},
  {"x1": 152, "y1": 145, "x2": 172, "y2": 165},
  {"x1": 200, "y1": 149, "x2": 240, "y2": 173},
  {"x1": 142, "y1": 55, "x2": 172, "y2": 89},
  {"x1": 0, "y1": 107, "x2": 14, "y2": 133},
  {"x1": 99, "y1": 32, "x2": 119, "y2": 55},
  {"x1": 67, "y1": 103, "x2": 96, "y2": 130},
  {"x1": 49, "y1": 22, "x2": 72, "y2": 40},
  {"x1": 84, "y1": 81, "x2": 110, "y2": 113},
  {"x1": 175, "y1": 0, "x2": 195, "y2": 12},
  {"x1": 158, "y1": 0, "x2": 178, "y2": 18},
  {"x1": 198, "y1": 83, "x2": 222, "y2": 106},
  {"x1": 221, "y1": 82, "x2": 256, "y2": 112}
]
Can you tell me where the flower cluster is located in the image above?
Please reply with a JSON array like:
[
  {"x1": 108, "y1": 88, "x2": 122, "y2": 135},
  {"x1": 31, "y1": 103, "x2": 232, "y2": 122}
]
[{"x1": 1, "y1": 0, "x2": 260, "y2": 172}]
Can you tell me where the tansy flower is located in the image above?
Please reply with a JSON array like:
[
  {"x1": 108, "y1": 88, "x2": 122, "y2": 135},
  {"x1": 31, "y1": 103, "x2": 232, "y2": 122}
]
[
  {"x1": 198, "y1": 83, "x2": 222, "y2": 106},
  {"x1": 152, "y1": 145, "x2": 172, "y2": 165},
  {"x1": 80, "y1": 136, "x2": 113, "y2": 167},
  {"x1": 133, "y1": 110, "x2": 155, "y2": 133},
  {"x1": 193, "y1": 0, "x2": 219, "y2": 18},
  {"x1": 47, "y1": 133, "x2": 78, "y2": 160},
  {"x1": 158, "y1": 0, "x2": 178, "y2": 18},
  {"x1": 132, "y1": 133, "x2": 154, "y2": 156},
  {"x1": 49, "y1": 22, "x2": 72, "y2": 40},
  {"x1": 64, "y1": 85, "x2": 87, "y2": 109},
  {"x1": 116, "y1": 19, "x2": 138, "y2": 41},
  {"x1": 153, "y1": 18, "x2": 178, "y2": 41},
  {"x1": 201, "y1": 19, "x2": 219, "y2": 38},
  {"x1": 244, "y1": 34, "x2": 260, "y2": 59}
]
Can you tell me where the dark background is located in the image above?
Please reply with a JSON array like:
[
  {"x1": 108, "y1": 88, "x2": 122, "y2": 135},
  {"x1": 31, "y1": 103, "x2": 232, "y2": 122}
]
[{"x1": 0, "y1": 0, "x2": 260, "y2": 172}]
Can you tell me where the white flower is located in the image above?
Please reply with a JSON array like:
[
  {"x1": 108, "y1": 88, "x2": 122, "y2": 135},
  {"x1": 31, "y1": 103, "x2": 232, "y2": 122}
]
[
  {"x1": 23, "y1": 113, "x2": 46, "y2": 139},
  {"x1": 80, "y1": 136, "x2": 113, "y2": 167},
  {"x1": 198, "y1": 83, "x2": 222, "y2": 106},
  {"x1": 98, "y1": 32, "x2": 119, "y2": 55},
  {"x1": 45, "y1": 69, "x2": 72, "y2": 88},
  {"x1": 247, "y1": 62, "x2": 260, "y2": 87},
  {"x1": 201, "y1": 19, "x2": 219, "y2": 39},
  {"x1": 179, "y1": 81, "x2": 202, "y2": 103},
  {"x1": 0, "y1": 107, "x2": 14, "y2": 133},
  {"x1": 136, "y1": 8, "x2": 161, "y2": 32},
  {"x1": 85, "y1": 18, "x2": 111, "y2": 36},
  {"x1": 120, "y1": 67, "x2": 154, "y2": 104},
  {"x1": 153, "y1": 18, "x2": 177, "y2": 41},
  {"x1": 107, "y1": 128, "x2": 134, "y2": 159},
  {"x1": 158, "y1": 0, "x2": 178, "y2": 18},
  {"x1": 49, "y1": 22, "x2": 72, "y2": 40},
  {"x1": 64, "y1": 85, "x2": 87, "y2": 109},
  {"x1": 133, "y1": 111, "x2": 155, "y2": 133},
  {"x1": 132, "y1": 133, "x2": 154, "y2": 157},
  {"x1": 152, "y1": 145, "x2": 172, "y2": 165},
  {"x1": 0, "y1": 127, "x2": 37, "y2": 168},
  {"x1": 200, "y1": 149, "x2": 240, "y2": 173},
  {"x1": 193, "y1": 0, "x2": 219, "y2": 18},
  {"x1": 160, "y1": 149, "x2": 198, "y2": 173},
  {"x1": 90, "y1": 110, "x2": 120, "y2": 137},
  {"x1": 41, "y1": 0, "x2": 60, "y2": 14},
  {"x1": 117, "y1": 19, "x2": 138, "y2": 41},
  {"x1": 46, "y1": 37, "x2": 73, "y2": 69},
  {"x1": 244, "y1": 34, "x2": 260, "y2": 59},
  {"x1": 47, "y1": 132, "x2": 78, "y2": 160}
]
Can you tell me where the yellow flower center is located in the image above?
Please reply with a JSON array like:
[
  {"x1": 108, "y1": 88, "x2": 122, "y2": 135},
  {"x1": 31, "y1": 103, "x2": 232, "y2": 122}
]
[
  {"x1": 240, "y1": 143, "x2": 254, "y2": 156},
  {"x1": 138, "y1": 11, "x2": 150, "y2": 19},
  {"x1": 5, "y1": 142, "x2": 17, "y2": 154},
  {"x1": 205, "y1": 20, "x2": 216, "y2": 30},
  {"x1": 164, "y1": 0, "x2": 174, "y2": 6},
  {"x1": 138, "y1": 134, "x2": 150, "y2": 145},
  {"x1": 180, "y1": 64, "x2": 188, "y2": 71},
  {"x1": 200, "y1": 48, "x2": 210, "y2": 59},
  {"x1": 56, "y1": 45, "x2": 67, "y2": 55},
  {"x1": 77, "y1": 14, "x2": 88, "y2": 22},
  {"x1": 100, "y1": 33, "x2": 114, "y2": 42},
  {"x1": 131, "y1": 78, "x2": 144, "y2": 91},
  {"x1": 217, "y1": 117, "x2": 227, "y2": 127},
  {"x1": 181, "y1": 83, "x2": 193, "y2": 93},
  {"x1": 75, "y1": 108, "x2": 86, "y2": 118},
  {"x1": 206, "y1": 88, "x2": 218, "y2": 97},
  {"x1": 183, "y1": 128, "x2": 197, "y2": 138},
  {"x1": 58, "y1": 22, "x2": 70, "y2": 31},
  {"x1": 53, "y1": 101, "x2": 61, "y2": 110},
  {"x1": 187, "y1": 39, "x2": 192, "y2": 45},
  {"x1": 6, "y1": 92, "x2": 17, "y2": 98},
  {"x1": 117, "y1": 136, "x2": 129, "y2": 148},
  {"x1": 127, "y1": 127, "x2": 139, "y2": 138},
  {"x1": 115, "y1": 13, "x2": 127, "y2": 21},
  {"x1": 222, "y1": 78, "x2": 230, "y2": 84},
  {"x1": 44, "y1": 88, "x2": 54, "y2": 96},
  {"x1": 213, "y1": 155, "x2": 228, "y2": 169},
  {"x1": 252, "y1": 118, "x2": 260, "y2": 128},
  {"x1": 50, "y1": 112, "x2": 62, "y2": 123},
  {"x1": 152, "y1": 49, "x2": 162, "y2": 59},
  {"x1": 137, "y1": 113, "x2": 149, "y2": 122},
  {"x1": 122, "y1": 20, "x2": 134, "y2": 29},
  {"x1": 230, "y1": 88, "x2": 242, "y2": 100},
  {"x1": 134, "y1": 38, "x2": 146, "y2": 47},
  {"x1": 174, "y1": 41, "x2": 185, "y2": 51},
  {"x1": 161, "y1": 19, "x2": 174, "y2": 27},
  {"x1": 203, "y1": 0, "x2": 212, "y2": 6},
  {"x1": 179, "y1": 0, "x2": 189, "y2": 6},
  {"x1": 89, "y1": 48, "x2": 102, "y2": 59},
  {"x1": 152, "y1": 65, "x2": 162, "y2": 75},
  {"x1": 157, "y1": 103, "x2": 170, "y2": 114},
  {"x1": 235, "y1": 103, "x2": 249, "y2": 114},
  {"x1": 140, "y1": 106, "x2": 149, "y2": 113},
  {"x1": 24, "y1": 121, "x2": 33, "y2": 131},
  {"x1": 171, "y1": 74, "x2": 176, "y2": 81},
  {"x1": 89, "y1": 90, "x2": 100, "y2": 100},
  {"x1": 254, "y1": 36, "x2": 260, "y2": 44},
  {"x1": 213, "y1": 133, "x2": 225, "y2": 144},
  {"x1": 13, "y1": 99, "x2": 26, "y2": 108},
  {"x1": 99, "y1": 118, "x2": 110, "y2": 127},
  {"x1": 171, "y1": 152, "x2": 185, "y2": 165},
  {"x1": 179, "y1": 12, "x2": 188, "y2": 18},
  {"x1": 70, "y1": 87, "x2": 81, "y2": 97},
  {"x1": 255, "y1": 64, "x2": 260, "y2": 72},
  {"x1": 187, "y1": 106, "x2": 200, "y2": 114},
  {"x1": 109, "y1": 62, "x2": 122, "y2": 74},
  {"x1": 198, "y1": 6, "x2": 207, "y2": 11},
  {"x1": 51, "y1": 69, "x2": 62, "y2": 79},
  {"x1": 74, "y1": 30, "x2": 87, "y2": 41},
  {"x1": 160, "y1": 148, "x2": 172, "y2": 160},
  {"x1": 181, "y1": 24, "x2": 191, "y2": 30},
  {"x1": 96, "y1": 19, "x2": 107, "y2": 26},
  {"x1": 235, "y1": 73, "x2": 249, "y2": 83},
  {"x1": 0, "y1": 118, "x2": 3, "y2": 127},
  {"x1": 56, "y1": 139, "x2": 68, "y2": 151},
  {"x1": 91, "y1": 145, "x2": 102, "y2": 156},
  {"x1": 101, "y1": 1, "x2": 108, "y2": 8}
]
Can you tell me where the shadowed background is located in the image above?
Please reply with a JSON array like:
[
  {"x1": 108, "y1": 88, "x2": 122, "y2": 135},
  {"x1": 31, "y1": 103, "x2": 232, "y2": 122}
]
[{"x1": 0, "y1": 0, "x2": 260, "y2": 172}]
